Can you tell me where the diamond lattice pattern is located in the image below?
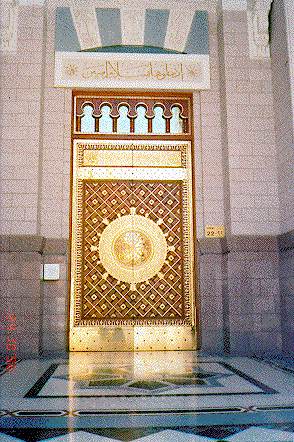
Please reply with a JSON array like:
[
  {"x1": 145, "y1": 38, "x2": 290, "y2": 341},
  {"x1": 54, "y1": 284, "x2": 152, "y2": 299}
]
[{"x1": 82, "y1": 181, "x2": 185, "y2": 322}]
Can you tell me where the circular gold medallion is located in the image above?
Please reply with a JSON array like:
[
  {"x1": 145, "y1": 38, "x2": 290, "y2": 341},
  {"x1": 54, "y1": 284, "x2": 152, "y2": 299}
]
[
  {"x1": 99, "y1": 214, "x2": 167, "y2": 285},
  {"x1": 113, "y1": 230, "x2": 153, "y2": 270}
]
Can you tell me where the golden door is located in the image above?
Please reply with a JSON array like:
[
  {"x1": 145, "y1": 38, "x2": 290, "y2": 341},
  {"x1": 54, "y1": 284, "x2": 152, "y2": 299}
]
[{"x1": 69, "y1": 95, "x2": 196, "y2": 351}]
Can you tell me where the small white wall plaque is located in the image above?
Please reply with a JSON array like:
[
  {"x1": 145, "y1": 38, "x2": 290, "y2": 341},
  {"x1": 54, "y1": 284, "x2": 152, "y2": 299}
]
[
  {"x1": 205, "y1": 225, "x2": 225, "y2": 238},
  {"x1": 43, "y1": 264, "x2": 60, "y2": 281}
]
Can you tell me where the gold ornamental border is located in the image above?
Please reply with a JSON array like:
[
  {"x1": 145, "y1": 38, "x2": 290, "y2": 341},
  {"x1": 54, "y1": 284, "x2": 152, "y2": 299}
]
[
  {"x1": 70, "y1": 139, "x2": 195, "y2": 328},
  {"x1": 76, "y1": 139, "x2": 188, "y2": 168}
]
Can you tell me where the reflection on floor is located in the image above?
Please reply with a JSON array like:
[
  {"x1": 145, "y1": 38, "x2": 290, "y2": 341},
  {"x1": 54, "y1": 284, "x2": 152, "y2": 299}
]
[{"x1": 1, "y1": 352, "x2": 294, "y2": 441}]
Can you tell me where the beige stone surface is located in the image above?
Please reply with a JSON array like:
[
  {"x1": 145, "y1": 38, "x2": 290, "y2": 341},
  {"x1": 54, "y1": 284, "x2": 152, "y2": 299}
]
[{"x1": 0, "y1": 0, "x2": 286, "y2": 240}]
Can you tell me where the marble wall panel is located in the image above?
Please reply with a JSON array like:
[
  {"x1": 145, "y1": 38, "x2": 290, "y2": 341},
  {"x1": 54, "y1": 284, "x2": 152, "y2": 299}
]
[
  {"x1": 0, "y1": 236, "x2": 69, "y2": 359},
  {"x1": 198, "y1": 251, "x2": 224, "y2": 354},
  {"x1": 228, "y1": 249, "x2": 281, "y2": 356},
  {"x1": 279, "y1": 238, "x2": 294, "y2": 356},
  {"x1": 271, "y1": 0, "x2": 294, "y2": 233},
  {"x1": 221, "y1": 9, "x2": 279, "y2": 236},
  {"x1": 0, "y1": 4, "x2": 43, "y2": 237},
  {"x1": 0, "y1": 250, "x2": 42, "y2": 359},
  {"x1": 198, "y1": 236, "x2": 282, "y2": 356}
]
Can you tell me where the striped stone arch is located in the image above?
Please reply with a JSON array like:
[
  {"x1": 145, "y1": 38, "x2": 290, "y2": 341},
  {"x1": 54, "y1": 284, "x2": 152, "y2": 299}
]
[
  {"x1": 55, "y1": 7, "x2": 209, "y2": 54},
  {"x1": 54, "y1": 6, "x2": 210, "y2": 89}
]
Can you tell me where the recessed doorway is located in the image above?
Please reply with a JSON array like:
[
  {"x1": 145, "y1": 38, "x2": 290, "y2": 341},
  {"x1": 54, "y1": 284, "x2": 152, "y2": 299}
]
[{"x1": 69, "y1": 92, "x2": 197, "y2": 350}]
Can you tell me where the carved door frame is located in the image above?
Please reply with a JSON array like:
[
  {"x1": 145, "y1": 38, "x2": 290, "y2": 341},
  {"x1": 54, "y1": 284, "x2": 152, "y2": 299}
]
[{"x1": 69, "y1": 91, "x2": 198, "y2": 351}]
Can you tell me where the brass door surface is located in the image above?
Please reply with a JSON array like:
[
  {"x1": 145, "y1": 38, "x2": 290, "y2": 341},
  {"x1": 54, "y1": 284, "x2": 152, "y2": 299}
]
[{"x1": 70, "y1": 140, "x2": 196, "y2": 350}]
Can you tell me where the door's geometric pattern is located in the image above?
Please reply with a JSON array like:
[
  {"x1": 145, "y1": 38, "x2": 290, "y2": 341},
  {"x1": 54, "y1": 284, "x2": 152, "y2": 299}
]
[{"x1": 81, "y1": 180, "x2": 190, "y2": 326}]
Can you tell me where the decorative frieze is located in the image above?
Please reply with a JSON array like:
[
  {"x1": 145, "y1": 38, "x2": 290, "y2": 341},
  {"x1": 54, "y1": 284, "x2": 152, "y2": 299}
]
[{"x1": 83, "y1": 150, "x2": 183, "y2": 168}]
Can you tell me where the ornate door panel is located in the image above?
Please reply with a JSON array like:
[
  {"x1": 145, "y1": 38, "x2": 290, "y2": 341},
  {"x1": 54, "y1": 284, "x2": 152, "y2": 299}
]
[
  {"x1": 70, "y1": 139, "x2": 196, "y2": 350},
  {"x1": 70, "y1": 93, "x2": 196, "y2": 351},
  {"x1": 83, "y1": 180, "x2": 187, "y2": 323}
]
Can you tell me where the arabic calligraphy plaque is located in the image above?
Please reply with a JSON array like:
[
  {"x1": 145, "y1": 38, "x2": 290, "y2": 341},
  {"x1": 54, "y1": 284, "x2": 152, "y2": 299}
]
[{"x1": 55, "y1": 52, "x2": 210, "y2": 90}]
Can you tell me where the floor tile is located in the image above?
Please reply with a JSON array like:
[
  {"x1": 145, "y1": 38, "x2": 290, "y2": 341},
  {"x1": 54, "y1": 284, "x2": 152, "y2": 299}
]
[
  {"x1": 42, "y1": 431, "x2": 118, "y2": 442},
  {"x1": 133, "y1": 429, "x2": 218, "y2": 441},
  {"x1": 225, "y1": 426, "x2": 294, "y2": 441},
  {"x1": 2, "y1": 426, "x2": 294, "y2": 442},
  {"x1": 0, "y1": 434, "x2": 25, "y2": 442},
  {"x1": 29, "y1": 359, "x2": 271, "y2": 398}
]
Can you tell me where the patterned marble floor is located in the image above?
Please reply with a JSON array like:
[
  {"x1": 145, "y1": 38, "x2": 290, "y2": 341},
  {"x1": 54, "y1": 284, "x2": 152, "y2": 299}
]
[{"x1": 1, "y1": 352, "x2": 294, "y2": 441}]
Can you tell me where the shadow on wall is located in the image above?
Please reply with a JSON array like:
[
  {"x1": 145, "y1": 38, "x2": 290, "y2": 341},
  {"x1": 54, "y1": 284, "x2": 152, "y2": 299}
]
[
  {"x1": 0, "y1": 235, "x2": 69, "y2": 361},
  {"x1": 198, "y1": 234, "x2": 289, "y2": 358}
]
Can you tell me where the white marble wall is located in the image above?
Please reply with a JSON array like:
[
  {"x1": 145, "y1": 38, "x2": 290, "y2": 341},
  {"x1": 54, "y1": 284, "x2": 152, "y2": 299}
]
[
  {"x1": 197, "y1": 13, "x2": 225, "y2": 237},
  {"x1": 278, "y1": 0, "x2": 294, "y2": 232},
  {"x1": 0, "y1": 0, "x2": 284, "y2": 239},
  {"x1": 0, "y1": 4, "x2": 43, "y2": 236},
  {"x1": 40, "y1": 6, "x2": 71, "y2": 240},
  {"x1": 222, "y1": 8, "x2": 279, "y2": 235}
]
